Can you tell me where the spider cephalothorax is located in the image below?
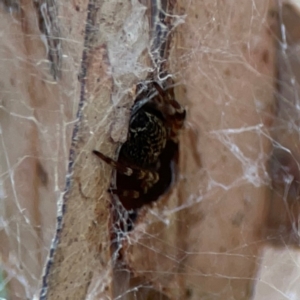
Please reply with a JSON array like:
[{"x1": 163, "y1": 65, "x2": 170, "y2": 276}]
[{"x1": 93, "y1": 80, "x2": 185, "y2": 213}]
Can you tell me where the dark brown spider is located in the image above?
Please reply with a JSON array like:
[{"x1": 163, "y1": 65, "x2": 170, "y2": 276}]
[{"x1": 93, "y1": 79, "x2": 185, "y2": 228}]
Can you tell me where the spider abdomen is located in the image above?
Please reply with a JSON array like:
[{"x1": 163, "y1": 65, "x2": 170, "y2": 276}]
[{"x1": 120, "y1": 109, "x2": 167, "y2": 168}]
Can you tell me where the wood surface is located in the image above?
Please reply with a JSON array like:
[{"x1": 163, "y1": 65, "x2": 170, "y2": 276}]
[{"x1": 0, "y1": 1, "x2": 289, "y2": 300}]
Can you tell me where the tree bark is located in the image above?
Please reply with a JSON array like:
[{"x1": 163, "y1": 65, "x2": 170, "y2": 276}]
[{"x1": 0, "y1": 0, "x2": 280, "y2": 300}]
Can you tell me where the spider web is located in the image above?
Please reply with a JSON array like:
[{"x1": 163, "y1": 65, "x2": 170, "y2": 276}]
[{"x1": 0, "y1": 0, "x2": 300, "y2": 299}]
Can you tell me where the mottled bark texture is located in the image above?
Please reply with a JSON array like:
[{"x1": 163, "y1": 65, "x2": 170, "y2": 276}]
[{"x1": 0, "y1": 1, "x2": 285, "y2": 300}]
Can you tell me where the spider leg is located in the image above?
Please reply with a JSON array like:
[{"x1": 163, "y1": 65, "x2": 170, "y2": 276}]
[
  {"x1": 108, "y1": 173, "x2": 158, "y2": 199},
  {"x1": 153, "y1": 82, "x2": 185, "y2": 114},
  {"x1": 140, "y1": 170, "x2": 159, "y2": 192},
  {"x1": 109, "y1": 170, "x2": 159, "y2": 199},
  {"x1": 93, "y1": 150, "x2": 133, "y2": 176},
  {"x1": 93, "y1": 150, "x2": 159, "y2": 183},
  {"x1": 110, "y1": 188, "x2": 140, "y2": 199},
  {"x1": 152, "y1": 81, "x2": 186, "y2": 136}
]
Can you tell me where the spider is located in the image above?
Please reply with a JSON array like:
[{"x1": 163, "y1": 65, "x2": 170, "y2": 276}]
[{"x1": 93, "y1": 79, "x2": 186, "y2": 213}]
